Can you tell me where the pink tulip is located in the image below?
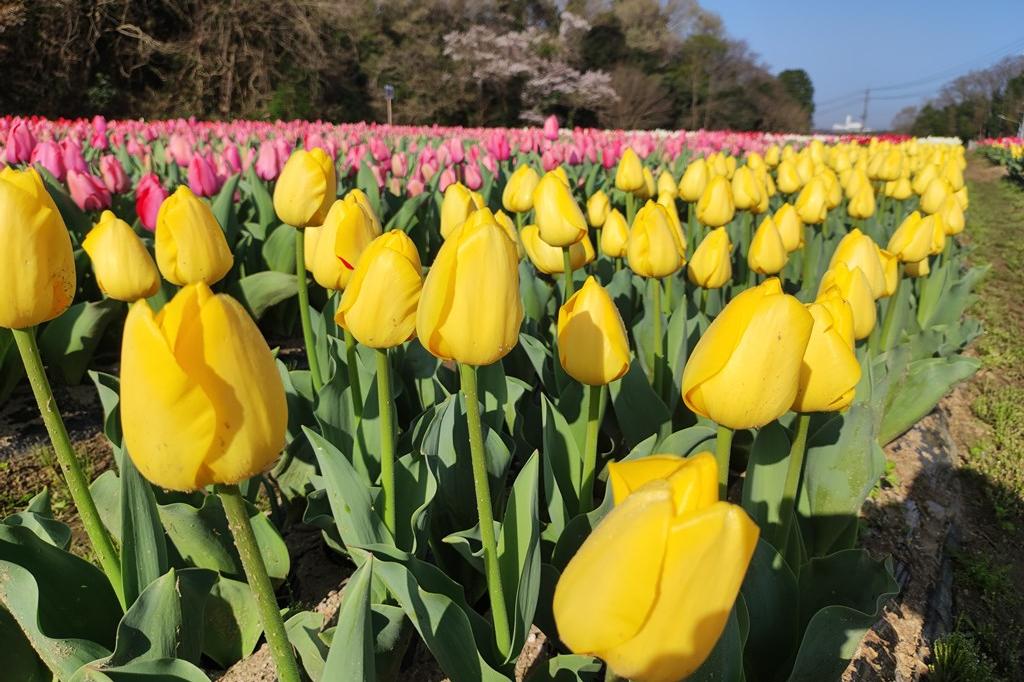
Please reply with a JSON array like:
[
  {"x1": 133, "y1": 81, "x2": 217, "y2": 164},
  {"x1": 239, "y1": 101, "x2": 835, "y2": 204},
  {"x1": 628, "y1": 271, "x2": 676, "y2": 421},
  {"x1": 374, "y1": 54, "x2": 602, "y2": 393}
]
[
  {"x1": 255, "y1": 141, "x2": 280, "y2": 180},
  {"x1": 67, "y1": 170, "x2": 112, "y2": 211},
  {"x1": 31, "y1": 141, "x2": 65, "y2": 180},
  {"x1": 91, "y1": 133, "x2": 109, "y2": 151},
  {"x1": 5, "y1": 121, "x2": 35, "y2": 164},
  {"x1": 543, "y1": 115, "x2": 559, "y2": 141},
  {"x1": 62, "y1": 139, "x2": 88, "y2": 175},
  {"x1": 99, "y1": 155, "x2": 129, "y2": 194},
  {"x1": 135, "y1": 173, "x2": 167, "y2": 231},
  {"x1": 391, "y1": 152, "x2": 409, "y2": 178},
  {"x1": 438, "y1": 166, "x2": 456, "y2": 192},
  {"x1": 463, "y1": 162, "x2": 483, "y2": 190},
  {"x1": 406, "y1": 177, "x2": 425, "y2": 197},
  {"x1": 92, "y1": 115, "x2": 107, "y2": 136},
  {"x1": 168, "y1": 133, "x2": 193, "y2": 166},
  {"x1": 188, "y1": 153, "x2": 222, "y2": 197},
  {"x1": 448, "y1": 138, "x2": 465, "y2": 164},
  {"x1": 222, "y1": 144, "x2": 242, "y2": 174}
]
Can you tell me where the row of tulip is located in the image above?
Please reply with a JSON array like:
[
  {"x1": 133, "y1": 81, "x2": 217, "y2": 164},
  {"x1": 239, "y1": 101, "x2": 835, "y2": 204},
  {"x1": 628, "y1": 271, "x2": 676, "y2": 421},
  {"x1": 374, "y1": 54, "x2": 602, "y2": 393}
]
[
  {"x1": 978, "y1": 136, "x2": 1024, "y2": 183},
  {"x1": 0, "y1": 119, "x2": 980, "y2": 682}
]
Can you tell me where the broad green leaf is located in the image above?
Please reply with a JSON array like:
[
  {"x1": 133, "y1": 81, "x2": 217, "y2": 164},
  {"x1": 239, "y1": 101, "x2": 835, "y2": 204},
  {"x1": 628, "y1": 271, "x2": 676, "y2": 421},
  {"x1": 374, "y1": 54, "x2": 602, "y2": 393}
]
[
  {"x1": 654, "y1": 425, "x2": 717, "y2": 456},
  {"x1": 323, "y1": 558, "x2": 376, "y2": 681},
  {"x1": 70, "y1": 658, "x2": 210, "y2": 682},
  {"x1": 38, "y1": 299, "x2": 122, "y2": 385},
  {"x1": 741, "y1": 422, "x2": 792, "y2": 550},
  {"x1": 262, "y1": 223, "x2": 297, "y2": 273},
  {"x1": 119, "y1": 454, "x2": 168, "y2": 607},
  {"x1": 212, "y1": 173, "x2": 242, "y2": 244},
  {"x1": 3, "y1": 487, "x2": 71, "y2": 549},
  {"x1": 740, "y1": 539, "x2": 799, "y2": 682},
  {"x1": 541, "y1": 396, "x2": 583, "y2": 525},
  {"x1": 527, "y1": 654, "x2": 602, "y2": 681},
  {"x1": 203, "y1": 576, "x2": 263, "y2": 668},
  {"x1": 609, "y1": 363, "x2": 671, "y2": 450},
  {"x1": 879, "y1": 356, "x2": 980, "y2": 444},
  {"x1": 497, "y1": 452, "x2": 541, "y2": 662},
  {"x1": 230, "y1": 270, "x2": 297, "y2": 320},
  {"x1": 286, "y1": 610, "x2": 329, "y2": 681},
  {"x1": 0, "y1": 599, "x2": 50, "y2": 682}
]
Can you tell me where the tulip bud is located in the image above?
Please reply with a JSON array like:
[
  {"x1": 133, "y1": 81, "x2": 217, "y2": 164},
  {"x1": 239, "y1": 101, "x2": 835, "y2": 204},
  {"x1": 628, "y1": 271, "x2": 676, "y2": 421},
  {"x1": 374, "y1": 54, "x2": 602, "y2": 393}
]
[
  {"x1": 696, "y1": 175, "x2": 735, "y2": 228},
  {"x1": 336, "y1": 231, "x2": 422, "y2": 348},
  {"x1": 0, "y1": 168, "x2": 76, "y2": 329},
  {"x1": 417, "y1": 213, "x2": 522, "y2": 365},
  {"x1": 557, "y1": 276, "x2": 630, "y2": 386},
  {"x1": 348, "y1": 188, "x2": 383, "y2": 235},
  {"x1": 687, "y1": 227, "x2": 732, "y2": 289},
  {"x1": 885, "y1": 176, "x2": 913, "y2": 200},
  {"x1": 678, "y1": 158, "x2": 709, "y2": 202},
  {"x1": 522, "y1": 224, "x2": 591, "y2": 274},
  {"x1": 925, "y1": 213, "x2": 947, "y2": 255},
  {"x1": 135, "y1": 173, "x2": 168, "y2": 232},
  {"x1": 731, "y1": 166, "x2": 762, "y2": 211},
  {"x1": 440, "y1": 182, "x2": 481, "y2": 239},
  {"x1": 83, "y1": 211, "x2": 160, "y2": 302},
  {"x1": 911, "y1": 164, "x2": 938, "y2": 196},
  {"x1": 887, "y1": 211, "x2": 931, "y2": 263},
  {"x1": 121, "y1": 283, "x2": 287, "y2": 491},
  {"x1": 954, "y1": 186, "x2": 969, "y2": 211},
  {"x1": 534, "y1": 171, "x2": 587, "y2": 247},
  {"x1": 615, "y1": 148, "x2": 645, "y2": 193},
  {"x1": 306, "y1": 195, "x2": 381, "y2": 290},
  {"x1": 627, "y1": 201, "x2": 685, "y2": 278},
  {"x1": 919, "y1": 177, "x2": 950, "y2": 215},
  {"x1": 587, "y1": 190, "x2": 611, "y2": 227},
  {"x1": 792, "y1": 299, "x2": 861, "y2": 413},
  {"x1": 847, "y1": 184, "x2": 876, "y2": 219},
  {"x1": 829, "y1": 228, "x2": 887, "y2": 299},
  {"x1": 273, "y1": 148, "x2": 337, "y2": 227},
  {"x1": 775, "y1": 158, "x2": 803, "y2": 194},
  {"x1": 554, "y1": 452, "x2": 758, "y2": 682},
  {"x1": 155, "y1": 186, "x2": 233, "y2": 286},
  {"x1": 774, "y1": 203, "x2": 804, "y2": 252},
  {"x1": 817, "y1": 263, "x2": 876, "y2": 340},
  {"x1": 747, "y1": 216, "x2": 788, "y2": 275},
  {"x1": 502, "y1": 164, "x2": 539, "y2": 213},
  {"x1": 99, "y1": 155, "x2": 130, "y2": 194},
  {"x1": 600, "y1": 209, "x2": 629, "y2": 258},
  {"x1": 67, "y1": 170, "x2": 112, "y2": 212},
  {"x1": 639, "y1": 167, "x2": 656, "y2": 200},
  {"x1": 494, "y1": 210, "x2": 524, "y2": 257},
  {"x1": 795, "y1": 176, "x2": 829, "y2": 224},
  {"x1": 905, "y1": 258, "x2": 930, "y2": 277},
  {"x1": 656, "y1": 170, "x2": 677, "y2": 198},
  {"x1": 939, "y1": 195, "x2": 964, "y2": 235},
  {"x1": 682, "y1": 278, "x2": 813, "y2": 429}
]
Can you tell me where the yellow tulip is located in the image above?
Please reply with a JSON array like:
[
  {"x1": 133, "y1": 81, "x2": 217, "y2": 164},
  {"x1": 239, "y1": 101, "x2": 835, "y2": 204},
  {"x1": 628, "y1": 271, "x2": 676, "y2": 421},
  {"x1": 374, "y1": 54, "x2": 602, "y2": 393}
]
[
  {"x1": 441, "y1": 182, "x2": 481, "y2": 239},
  {"x1": 774, "y1": 203, "x2": 804, "y2": 252},
  {"x1": 336, "y1": 231, "x2": 422, "y2": 348},
  {"x1": 795, "y1": 176, "x2": 828, "y2": 224},
  {"x1": 307, "y1": 196, "x2": 381, "y2": 290},
  {"x1": 696, "y1": 175, "x2": 735, "y2": 228},
  {"x1": 682, "y1": 278, "x2": 813, "y2": 428},
  {"x1": 534, "y1": 171, "x2": 587, "y2": 247},
  {"x1": 636, "y1": 167, "x2": 656, "y2": 201},
  {"x1": 687, "y1": 227, "x2": 732, "y2": 289},
  {"x1": 155, "y1": 186, "x2": 233, "y2": 286},
  {"x1": 939, "y1": 195, "x2": 964, "y2": 235},
  {"x1": 521, "y1": 225, "x2": 590, "y2": 274},
  {"x1": 731, "y1": 166, "x2": 761, "y2": 211},
  {"x1": 747, "y1": 216, "x2": 788, "y2": 275},
  {"x1": 0, "y1": 167, "x2": 76, "y2": 329},
  {"x1": 627, "y1": 202, "x2": 685, "y2": 278},
  {"x1": 417, "y1": 214, "x2": 522, "y2": 365},
  {"x1": 656, "y1": 192, "x2": 686, "y2": 254},
  {"x1": 775, "y1": 158, "x2": 802, "y2": 194},
  {"x1": 554, "y1": 452, "x2": 758, "y2": 682},
  {"x1": 954, "y1": 186, "x2": 969, "y2": 211},
  {"x1": 911, "y1": 164, "x2": 938, "y2": 196},
  {"x1": 83, "y1": 210, "x2": 160, "y2": 302},
  {"x1": 919, "y1": 177, "x2": 950, "y2": 215},
  {"x1": 887, "y1": 211, "x2": 931, "y2": 263},
  {"x1": 847, "y1": 184, "x2": 876, "y2": 219},
  {"x1": 587, "y1": 190, "x2": 611, "y2": 227},
  {"x1": 792, "y1": 300, "x2": 861, "y2": 413},
  {"x1": 879, "y1": 249, "x2": 899, "y2": 297},
  {"x1": 814, "y1": 287, "x2": 855, "y2": 347},
  {"x1": 678, "y1": 158, "x2": 709, "y2": 202},
  {"x1": 657, "y1": 170, "x2": 677, "y2": 199},
  {"x1": 942, "y1": 161, "x2": 964, "y2": 191},
  {"x1": 600, "y1": 209, "x2": 630, "y2": 258},
  {"x1": 557, "y1": 276, "x2": 630, "y2": 386},
  {"x1": 273, "y1": 148, "x2": 336, "y2": 227},
  {"x1": 494, "y1": 210, "x2": 524, "y2": 258},
  {"x1": 764, "y1": 145, "x2": 781, "y2": 167},
  {"x1": 885, "y1": 176, "x2": 913, "y2": 200},
  {"x1": 829, "y1": 228, "x2": 887, "y2": 299},
  {"x1": 924, "y1": 213, "x2": 946, "y2": 255},
  {"x1": 121, "y1": 282, "x2": 287, "y2": 491},
  {"x1": 615, "y1": 148, "x2": 645, "y2": 193},
  {"x1": 348, "y1": 188, "x2": 383, "y2": 235},
  {"x1": 502, "y1": 164, "x2": 540, "y2": 213},
  {"x1": 817, "y1": 263, "x2": 876, "y2": 340},
  {"x1": 905, "y1": 258, "x2": 930, "y2": 277}
]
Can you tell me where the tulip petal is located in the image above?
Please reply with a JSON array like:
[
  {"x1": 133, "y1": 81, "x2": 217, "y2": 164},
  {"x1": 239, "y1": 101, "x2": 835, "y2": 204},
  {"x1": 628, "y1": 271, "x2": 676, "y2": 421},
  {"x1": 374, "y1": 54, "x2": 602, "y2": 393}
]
[{"x1": 608, "y1": 456, "x2": 688, "y2": 506}]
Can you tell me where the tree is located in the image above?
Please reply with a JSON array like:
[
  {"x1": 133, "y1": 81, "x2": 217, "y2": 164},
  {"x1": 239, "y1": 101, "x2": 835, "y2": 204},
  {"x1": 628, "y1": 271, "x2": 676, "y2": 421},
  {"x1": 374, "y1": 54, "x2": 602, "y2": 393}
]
[{"x1": 778, "y1": 68, "x2": 814, "y2": 126}]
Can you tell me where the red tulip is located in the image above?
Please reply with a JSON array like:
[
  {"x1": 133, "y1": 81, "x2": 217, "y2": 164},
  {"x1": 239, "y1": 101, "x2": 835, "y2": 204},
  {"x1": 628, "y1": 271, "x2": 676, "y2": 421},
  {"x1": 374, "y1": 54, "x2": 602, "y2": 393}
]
[{"x1": 135, "y1": 173, "x2": 167, "y2": 231}]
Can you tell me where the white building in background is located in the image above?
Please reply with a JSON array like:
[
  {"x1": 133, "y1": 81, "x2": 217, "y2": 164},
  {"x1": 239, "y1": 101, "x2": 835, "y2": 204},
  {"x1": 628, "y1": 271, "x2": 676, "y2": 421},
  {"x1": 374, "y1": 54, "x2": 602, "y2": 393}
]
[{"x1": 832, "y1": 115, "x2": 870, "y2": 132}]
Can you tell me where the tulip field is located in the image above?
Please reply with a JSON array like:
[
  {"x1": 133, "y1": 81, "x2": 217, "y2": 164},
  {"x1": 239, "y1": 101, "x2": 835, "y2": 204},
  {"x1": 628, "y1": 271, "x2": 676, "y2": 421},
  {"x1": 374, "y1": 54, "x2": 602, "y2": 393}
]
[{"x1": 0, "y1": 114, "x2": 986, "y2": 682}]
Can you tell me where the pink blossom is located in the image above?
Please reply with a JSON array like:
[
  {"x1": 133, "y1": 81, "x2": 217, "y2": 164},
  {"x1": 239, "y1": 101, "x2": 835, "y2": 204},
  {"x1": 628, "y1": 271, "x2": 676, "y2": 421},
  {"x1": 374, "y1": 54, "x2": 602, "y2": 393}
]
[
  {"x1": 135, "y1": 173, "x2": 167, "y2": 231},
  {"x1": 543, "y1": 115, "x2": 559, "y2": 141},
  {"x1": 406, "y1": 177, "x2": 425, "y2": 196},
  {"x1": 30, "y1": 141, "x2": 65, "y2": 180},
  {"x1": 464, "y1": 162, "x2": 483, "y2": 190},
  {"x1": 438, "y1": 166, "x2": 457, "y2": 191},
  {"x1": 99, "y1": 155, "x2": 129, "y2": 194},
  {"x1": 255, "y1": 141, "x2": 280, "y2": 180},
  {"x1": 5, "y1": 121, "x2": 35, "y2": 164},
  {"x1": 67, "y1": 170, "x2": 112, "y2": 211},
  {"x1": 188, "y1": 153, "x2": 222, "y2": 197}
]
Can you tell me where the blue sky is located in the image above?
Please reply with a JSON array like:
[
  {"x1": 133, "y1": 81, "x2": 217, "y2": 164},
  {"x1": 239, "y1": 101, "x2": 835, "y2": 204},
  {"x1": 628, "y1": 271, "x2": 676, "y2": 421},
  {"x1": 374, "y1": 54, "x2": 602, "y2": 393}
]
[{"x1": 700, "y1": 0, "x2": 1024, "y2": 130}]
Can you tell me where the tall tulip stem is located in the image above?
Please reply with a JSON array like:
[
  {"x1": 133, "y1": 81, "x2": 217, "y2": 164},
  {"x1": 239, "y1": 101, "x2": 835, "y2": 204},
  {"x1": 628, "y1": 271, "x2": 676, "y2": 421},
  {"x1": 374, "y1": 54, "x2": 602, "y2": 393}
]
[
  {"x1": 714, "y1": 424, "x2": 733, "y2": 498},
  {"x1": 375, "y1": 348, "x2": 397, "y2": 536},
  {"x1": 562, "y1": 248, "x2": 575, "y2": 300},
  {"x1": 625, "y1": 192, "x2": 636, "y2": 226},
  {"x1": 294, "y1": 228, "x2": 323, "y2": 392},
  {"x1": 459, "y1": 363, "x2": 512, "y2": 656},
  {"x1": 344, "y1": 329, "x2": 364, "y2": 420},
  {"x1": 12, "y1": 327, "x2": 125, "y2": 608},
  {"x1": 650, "y1": 278, "x2": 664, "y2": 396},
  {"x1": 578, "y1": 383, "x2": 604, "y2": 514},
  {"x1": 218, "y1": 484, "x2": 301, "y2": 682},
  {"x1": 877, "y1": 270, "x2": 903, "y2": 353},
  {"x1": 778, "y1": 413, "x2": 812, "y2": 558}
]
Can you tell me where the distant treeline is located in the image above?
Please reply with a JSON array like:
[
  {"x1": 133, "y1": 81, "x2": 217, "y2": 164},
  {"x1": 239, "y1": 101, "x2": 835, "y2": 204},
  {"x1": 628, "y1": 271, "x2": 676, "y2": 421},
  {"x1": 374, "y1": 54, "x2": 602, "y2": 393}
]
[{"x1": 0, "y1": 0, "x2": 814, "y2": 131}]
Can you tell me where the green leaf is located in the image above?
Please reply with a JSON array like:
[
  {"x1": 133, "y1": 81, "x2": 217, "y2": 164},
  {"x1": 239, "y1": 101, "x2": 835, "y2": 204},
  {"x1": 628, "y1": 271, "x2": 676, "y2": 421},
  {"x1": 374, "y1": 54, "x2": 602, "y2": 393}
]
[
  {"x1": 357, "y1": 161, "x2": 383, "y2": 218},
  {"x1": 879, "y1": 356, "x2": 980, "y2": 444},
  {"x1": 212, "y1": 173, "x2": 242, "y2": 245},
  {"x1": 741, "y1": 422, "x2": 792, "y2": 550},
  {"x1": 654, "y1": 425, "x2": 717, "y2": 456},
  {"x1": 38, "y1": 299, "x2": 122, "y2": 385},
  {"x1": 877, "y1": 280, "x2": 912, "y2": 352},
  {"x1": 740, "y1": 539, "x2": 799, "y2": 682},
  {"x1": 3, "y1": 487, "x2": 71, "y2": 549},
  {"x1": 0, "y1": 600, "x2": 51, "y2": 682},
  {"x1": 787, "y1": 550, "x2": 898, "y2": 682},
  {"x1": 527, "y1": 654, "x2": 602, "y2": 681},
  {"x1": 0, "y1": 525, "x2": 120, "y2": 680},
  {"x1": 203, "y1": 577, "x2": 263, "y2": 668},
  {"x1": 70, "y1": 658, "x2": 210, "y2": 682},
  {"x1": 689, "y1": 602, "x2": 745, "y2": 682},
  {"x1": 497, "y1": 452, "x2": 541, "y2": 662},
  {"x1": 244, "y1": 166, "x2": 278, "y2": 236},
  {"x1": 262, "y1": 223, "x2": 296, "y2": 273},
  {"x1": 285, "y1": 610, "x2": 329, "y2": 681},
  {"x1": 394, "y1": 453, "x2": 438, "y2": 555},
  {"x1": 89, "y1": 371, "x2": 124, "y2": 452},
  {"x1": 230, "y1": 270, "x2": 298, "y2": 320},
  {"x1": 609, "y1": 363, "x2": 671, "y2": 450},
  {"x1": 324, "y1": 558, "x2": 376, "y2": 681},
  {"x1": 541, "y1": 396, "x2": 583, "y2": 526},
  {"x1": 119, "y1": 455, "x2": 169, "y2": 607}
]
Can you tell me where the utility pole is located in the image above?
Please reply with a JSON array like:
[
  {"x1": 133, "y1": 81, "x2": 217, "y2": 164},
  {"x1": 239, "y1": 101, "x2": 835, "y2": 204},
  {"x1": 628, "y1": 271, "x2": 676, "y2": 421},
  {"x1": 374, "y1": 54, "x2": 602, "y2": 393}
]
[
  {"x1": 384, "y1": 84, "x2": 395, "y2": 126},
  {"x1": 861, "y1": 89, "x2": 870, "y2": 131}
]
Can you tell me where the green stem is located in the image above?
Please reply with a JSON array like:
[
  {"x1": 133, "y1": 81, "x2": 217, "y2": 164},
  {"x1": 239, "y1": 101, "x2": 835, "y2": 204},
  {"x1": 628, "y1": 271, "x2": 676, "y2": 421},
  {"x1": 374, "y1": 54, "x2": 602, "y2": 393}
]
[
  {"x1": 664, "y1": 275, "x2": 674, "y2": 315},
  {"x1": 877, "y1": 268, "x2": 903, "y2": 353},
  {"x1": 799, "y1": 227, "x2": 814, "y2": 298},
  {"x1": 219, "y1": 485, "x2": 301, "y2": 682},
  {"x1": 715, "y1": 424, "x2": 733, "y2": 499},
  {"x1": 651, "y1": 278, "x2": 663, "y2": 396},
  {"x1": 459, "y1": 364, "x2": 511, "y2": 656},
  {"x1": 626, "y1": 192, "x2": 636, "y2": 226},
  {"x1": 376, "y1": 348, "x2": 397, "y2": 537},
  {"x1": 344, "y1": 329, "x2": 363, "y2": 420},
  {"x1": 12, "y1": 328, "x2": 125, "y2": 608},
  {"x1": 700, "y1": 287, "x2": 709, "y2": 316},
  {"x1": 578, "y1": 383, "x2": 604, "y2": 515},
  {"x1": 604, "y1": 667, "x2": 623, "y2": 682},
  {"x1": 562, "y1": 247, "x2": 575, "y2": 301},
  {"x1": 294, "y1": 228, "x2": 323, "y2": 392},
  {"x1": 515, "y1": 210, "x2": 524, "y2": 232},
  {"x1": 778, "y1": 413, "x2": 812, "y2": 557}
]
